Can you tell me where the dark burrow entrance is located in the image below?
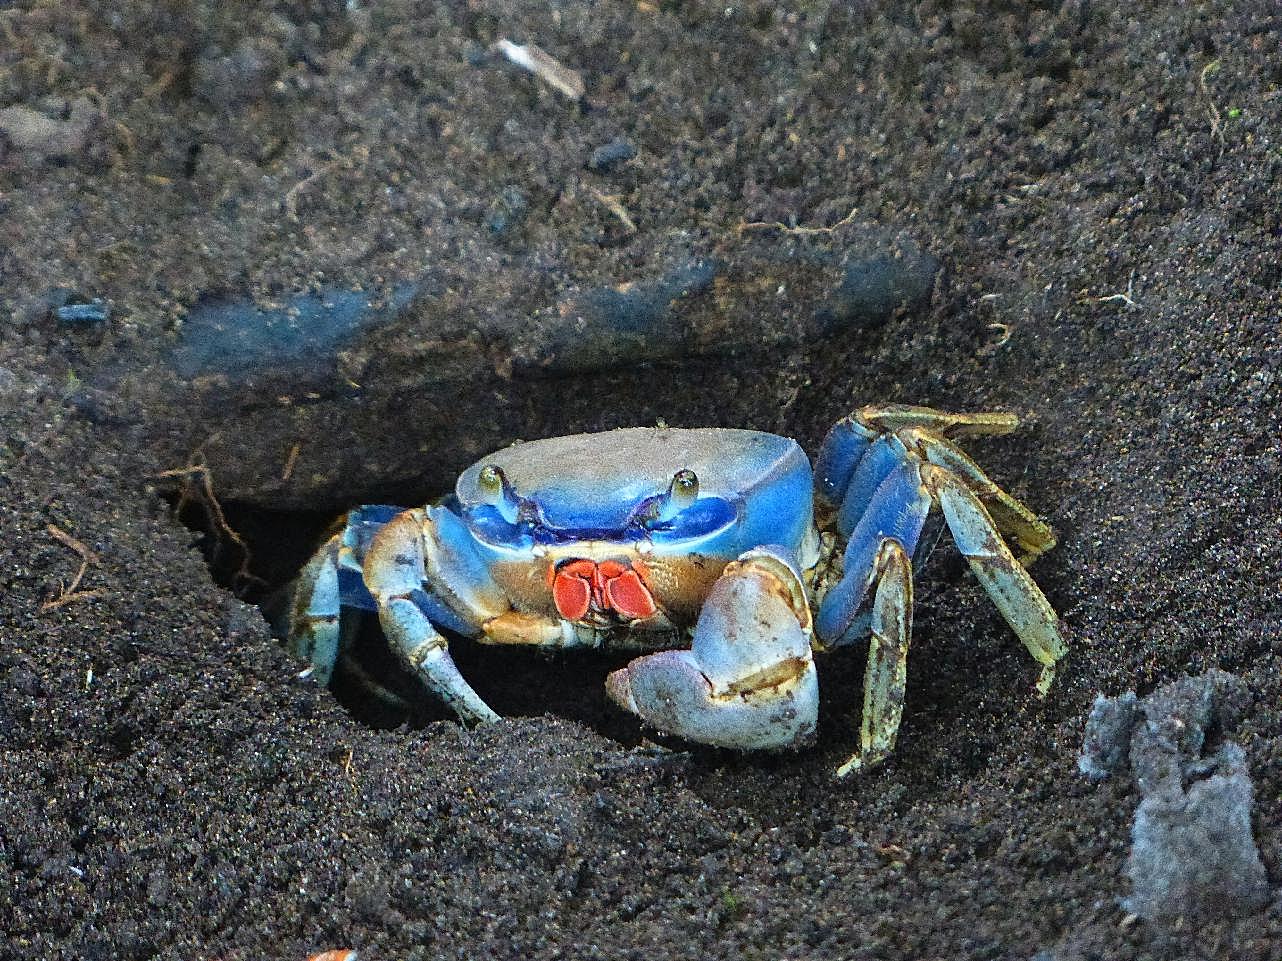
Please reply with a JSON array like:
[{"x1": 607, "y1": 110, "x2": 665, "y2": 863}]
[{"x1": 168, "y1": 493, "x2": 649, "y2": 746}]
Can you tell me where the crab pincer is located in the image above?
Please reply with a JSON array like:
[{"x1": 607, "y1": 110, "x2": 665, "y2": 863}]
[{"x1": 606, "y1": 548, "x2": 818, "y2": 751}]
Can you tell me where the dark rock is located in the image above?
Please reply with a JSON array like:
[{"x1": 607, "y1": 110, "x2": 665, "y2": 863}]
[
  {"x1": 170, "y1": 284, "x2": 418, "y2": 381},
  {"x1": 54, "y1": 300, "x2": 111, "y2": 325},
  {"x1": 524, "y1": 257, "x2": 720, "y2": 374},
  {"x1": 587, "y1": 137, "x2": 637, "y2": 172},
  {"x1": 813, "y1": 246, "x2": 941, "y2": 335},
  {"x1": 106, "y1": 223, "x2": 942, "y2": 509}
]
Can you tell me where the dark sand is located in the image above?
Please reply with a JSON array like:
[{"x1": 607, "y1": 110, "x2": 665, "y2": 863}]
[{"x1": 2, "y1": 2, "x2": 1280, "y2": 959}]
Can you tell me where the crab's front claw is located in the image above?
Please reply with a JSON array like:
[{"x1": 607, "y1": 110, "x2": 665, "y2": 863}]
[{"x1": 606, "y1": 549, "x2": 818, "y2": 751}]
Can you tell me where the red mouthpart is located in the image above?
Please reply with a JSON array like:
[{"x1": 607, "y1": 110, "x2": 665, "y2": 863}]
[{"x1": 552, "y1": 558, "x2": 657, "y2": 621}]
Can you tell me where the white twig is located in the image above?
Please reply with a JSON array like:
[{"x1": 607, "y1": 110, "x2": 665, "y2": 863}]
[
  {"x1": 493, "y1": 39, "x2": 585, "y2": 100},
  {"x1": 1087, "y1": 270, "x2": 1141, "y2": 309}
]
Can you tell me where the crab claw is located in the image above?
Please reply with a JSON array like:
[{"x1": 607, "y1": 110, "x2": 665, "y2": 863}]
[{"x1": 606, "y1": 548, "x2": 818, "y2": 751}]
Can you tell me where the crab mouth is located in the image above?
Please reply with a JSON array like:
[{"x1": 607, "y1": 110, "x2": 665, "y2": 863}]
[{"x1": 551, "y1": 558, "x2": 658, "y2": 624}]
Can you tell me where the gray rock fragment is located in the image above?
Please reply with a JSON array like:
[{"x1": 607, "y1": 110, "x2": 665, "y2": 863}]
[
  {"x1": 1126, "y1": 742, "x2": 1267, "y2": 922},
  {"x1": 587, "y1": 137, "x2": 637, "y2": 172},
  {"x1": 1078, "y1": 690, "x2": 1138, "y2": 780},
  {"x1": 0, "y1": 98, "x2": 103, "y2": 164},
  {"x1": 1079, "y1": 670, "x2": 1268, "y2": 923},
  {"x1": 55, "y1": 300, "x2": 111, "y2": 326}
]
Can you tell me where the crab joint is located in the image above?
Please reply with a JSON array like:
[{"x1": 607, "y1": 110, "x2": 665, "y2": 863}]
[{"x1": 551, "y1": 558, "x2": 656, "y2": 621}]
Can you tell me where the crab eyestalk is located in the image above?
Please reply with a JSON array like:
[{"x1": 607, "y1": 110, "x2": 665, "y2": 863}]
[
  {"x1": 477, "y1": 464, "x2": 523, "y2": 524},
  {"x1": 648, "y1": 468, "x2": 699, "y2": 524}
]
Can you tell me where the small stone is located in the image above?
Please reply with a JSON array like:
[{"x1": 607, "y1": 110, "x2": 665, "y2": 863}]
[
  {"x1": 0, "y1": 98, "x2": 102, "y2": 163},
  {"x1": 485, "y1": 186, "x2": 529, "y2": 236},
  {"x1": 587, "y1": 137, "x2": 637, "y2": 172},
  {"x1": 55, "y1": 299, "x2": 111, "y2": 325},
  {"x1": 1081, "y1": 671, "x2": 1268, "y2": 924},
  {"x1": 1126, "y1": 743, "x2": 1269, "y2": 922}
]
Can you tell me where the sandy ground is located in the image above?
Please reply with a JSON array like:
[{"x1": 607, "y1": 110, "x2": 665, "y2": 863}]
[{"x1": 2, "y1": 2, "x2": 1281, "y2": 959}]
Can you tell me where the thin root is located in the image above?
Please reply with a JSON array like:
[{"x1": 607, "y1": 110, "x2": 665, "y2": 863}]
[
  {"x1": 40, "y1": 523, "x2": 102, "y2": 612},
  {"x1": 155, "y1": 457, "x2": 264, "y2": 592},
  {"x1": 284, "y1": 157, "x2": 340, "y2": 220},
  {"x1": 1083, "y1": 269, "x2": 1141, "y2": 310},
  {"x1": 281, "y1": 442, "x2": 302, "y2": 482},
  {"x1": 590, "y1": 188, "x2": 637, "y2": 234},
  {"x1": 738, "y1": 204, "x2": 858, "y2": 236},
  {"x1": 41, "y1": 589, "x2": 106, "y2": 612}
]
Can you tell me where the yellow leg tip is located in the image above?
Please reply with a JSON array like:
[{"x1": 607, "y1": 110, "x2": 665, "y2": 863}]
[
  {"x1": 836, "y1": 748, "x2": 890, "y2": 778},
  {"x1": 1035, "y1": 664, "x2": 1057, "y2": 697}
]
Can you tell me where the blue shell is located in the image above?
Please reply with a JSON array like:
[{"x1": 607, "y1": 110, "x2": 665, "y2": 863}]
[{"x1": 453, "y1": 428, "x2": 813, "y2": 562}]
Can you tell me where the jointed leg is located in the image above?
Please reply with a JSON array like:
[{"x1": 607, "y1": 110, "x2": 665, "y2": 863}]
[
  {"x1": 837, "y1": 540, "x2": 913, "y2": 777},
  {"x1": 817, "y1": 405, "x2": 1065, "y2": 681},
  {"x1": 816, "y1": 457, "x2": 931, "y2": 646},
  {"x1": 813, "y1": 458, "x2": 929, "y2": 775},
  {"x1": 364, "y1": 508, "x2": 505, "y2": 725},
  {"x1": 815, "y1": 403, "x2": 1068, "y2": 772},
  {"x1": 853, "y1": 404, "x2": 1020, "y2": 439},
  {"x1": 816, "y1": 405, "x2": 1019, "y2": 509},
  {"x1": 925, "y1": 465, "x2": 1065, "y2": 693},
  {"x1": 286, "y1": 532, "x2": 343, "y2": 684},
  {"x1": 914, "y1": 430, "x2": 1056, "y2": 564}
]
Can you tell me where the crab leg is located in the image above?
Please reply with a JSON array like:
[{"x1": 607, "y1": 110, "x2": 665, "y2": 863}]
[
  {"x1": 363, "y1": 508, "x2": 504, "y2": 725},
  {"x1": 815, "y1": 458, "x2": 931, "y2": 647},
  {"x1": 283, "y1": 505, "x2": 404, "y2": 685},
  {"x1": 923, "y1": 465, "x2": 1065, "y2": 694},
  {"x1": 287, "y1": 531, "x2": 344, "y2": 684},
  {"x1": 914, "y1": 430, "x2": 1057, "y2": 564},
  {"x1": 835, "y1": 434, "x2": 913, "y2": 535},
  {"x1": 853, "y1": 403, "x2": 1020, "y2": 439},
  {"x1": 837, "y1": 540, "x2": 913, "y2": 777},
  {"x1": 605, "y1": 548, "x2": 818, "y2": 751},
  {"x1": 816, "y1": 420, "x2": 939, "y2": 571},
  {"x1": 813, "y1": 460, "x2": 929, "y2": 775},
  {"x1": 814, "y1": 416, "x2": 877, "y2": 507},
  {"x1": 814, "y1": 405, "x2": 1067, "y2": 771}
]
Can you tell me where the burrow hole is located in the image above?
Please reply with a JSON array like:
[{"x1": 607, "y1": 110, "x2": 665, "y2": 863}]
[{"x1": 166, "y1": 491, "x2": 647, "y2": 745}]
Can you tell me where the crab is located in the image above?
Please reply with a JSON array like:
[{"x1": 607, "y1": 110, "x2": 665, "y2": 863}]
[{"x1": 285, "y1": 404, "x2": 1066, "y2": 775}]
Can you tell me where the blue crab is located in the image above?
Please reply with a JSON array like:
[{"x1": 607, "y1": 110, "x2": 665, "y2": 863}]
[{"x1": 285, "y1": 405, "x2": 1065, "y2": 775}]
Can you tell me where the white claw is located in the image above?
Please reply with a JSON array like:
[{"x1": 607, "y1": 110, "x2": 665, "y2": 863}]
[{"x1": 606, "y1": 549, "x2": 818, "y2": 751}]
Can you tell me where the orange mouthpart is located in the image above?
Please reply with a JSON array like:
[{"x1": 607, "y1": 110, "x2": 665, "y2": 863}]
[{"x1": 551, "y1": 558, "x2": 657, "y2": 621}]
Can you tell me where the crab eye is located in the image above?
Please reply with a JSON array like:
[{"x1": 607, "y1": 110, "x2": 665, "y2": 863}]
[
  {"x1": 671, "y1": 469, "x2": 698, "y2": 508},
  {"x1": 477, "y1": 464, "x2": 522, "y2": 524},
  {"x1": 478, "y1": 464, "x2": 504, "y2": 494},
  {"x1": 639, "y1": 468, "x2": 701, "y2": 528}
]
